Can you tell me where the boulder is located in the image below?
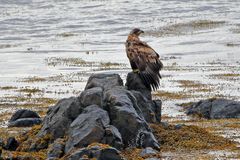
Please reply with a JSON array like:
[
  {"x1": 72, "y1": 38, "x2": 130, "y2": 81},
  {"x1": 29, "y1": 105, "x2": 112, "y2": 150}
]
[
  {"x1": 85, "y1": 73, "x2": 123, "y2": 90},
  {"x1": 9, "y1": 109, "x2": 40, "y2": 122},
  {"x1": 131, "y1": 91, "x2": 161, "y2": 123},
  {"x1": 38, "y1": 97, "x2": 82, "y2": 140},
  {"x1": 47, "y1": 138, "x2": 65, "y2": 159},
  {"x1": 186, "y1": 98, "x2": 240, "y2": 119},
  {"x1": 8, "y1": 118, "x2": 42, "y2": 127},
  {"x1": 79, "y1": 87, "x2": 103, "y2": 107},
  {"x1": 65, "y1": 144, "x2": 122, "y2": 160},
  {"x1": 4, "y1": 137, "x2": 19, "y2": 151},
  {"x1": 104, "y1": 86, "x2": 160, "y2": 149},
  {"x1": 102, "y1": 125, "x2": 123, "y2": 150},
  {"x1": 65, "y1": 105, "x2": 110, "y2": 152},
  {"x1": 126, "y1": 72, "x2": 152, "y2": 100},
  {"x1": 99, "y1": 147, "x2": 122, "y2": 160}
]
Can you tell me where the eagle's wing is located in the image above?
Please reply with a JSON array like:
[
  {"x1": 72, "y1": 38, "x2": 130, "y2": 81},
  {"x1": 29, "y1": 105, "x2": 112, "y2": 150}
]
[{"x1": 127, "y1": 40, "x2": 163, "y2": 90}]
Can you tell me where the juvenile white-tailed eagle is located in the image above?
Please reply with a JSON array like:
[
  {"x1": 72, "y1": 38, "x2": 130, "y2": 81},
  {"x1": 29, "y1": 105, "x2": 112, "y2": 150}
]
[{"x1": 126, "y1": 28, "x2": 163, "y2": 91}]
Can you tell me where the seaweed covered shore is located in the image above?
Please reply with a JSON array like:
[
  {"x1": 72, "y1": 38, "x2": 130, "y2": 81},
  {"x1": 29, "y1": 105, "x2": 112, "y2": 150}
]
[{"x1": 0, "y1": 73, "x2": 239, "y2": 160}]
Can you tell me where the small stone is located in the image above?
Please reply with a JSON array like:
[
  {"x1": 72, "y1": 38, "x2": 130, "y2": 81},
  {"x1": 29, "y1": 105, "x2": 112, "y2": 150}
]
[
  {"x1": 175, "y1": 124, "x2": 185, "y2": 130},
  {"x1": 0, "y1": 138, "x2": 4, "y2": 147},
  {"x1": 140, "y1": 147, "x2": 157, "y2": 157},
  {"x1": 160, "y1": 122, "x2": 169, "y2": 129},
  {"x1": 5, "y1": 137, "x2": 19, "y2": 151}
]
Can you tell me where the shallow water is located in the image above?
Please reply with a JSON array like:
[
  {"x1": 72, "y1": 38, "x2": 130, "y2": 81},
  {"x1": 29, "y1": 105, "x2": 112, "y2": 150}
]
[{"x1": 0, "y1": 0, "x2": 240, "y2": 117}]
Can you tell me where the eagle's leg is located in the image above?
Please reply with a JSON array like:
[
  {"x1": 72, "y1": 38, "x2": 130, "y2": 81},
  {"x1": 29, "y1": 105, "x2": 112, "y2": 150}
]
[{"x1": 130, "y1": 61, "x2": 139, "y2": 73}]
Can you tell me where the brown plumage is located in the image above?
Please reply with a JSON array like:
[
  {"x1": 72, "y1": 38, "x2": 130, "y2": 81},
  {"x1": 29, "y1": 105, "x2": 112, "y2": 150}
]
[{"x1": 126, "y1": 28, "x2": 163, "y2": 91}]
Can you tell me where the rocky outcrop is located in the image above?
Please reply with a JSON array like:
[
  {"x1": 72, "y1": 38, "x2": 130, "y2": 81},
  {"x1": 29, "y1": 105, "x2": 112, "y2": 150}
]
[
  {"x1": 126, "y1": 72, "x2": 152, "y2": 100},
  {"x1": 14, "y1": 72, "x2": 161, "y2": 159},
  {"x1": 104, "y1": 86, "x2": 160, "y2": 149},
  {"x1": 85, "y1": 73, "x2": 123, "y2": 90},
  {"x1": 8, "y1": 109, "x2": 41, "y2": 127},
  {"x1": 37, "y1": 97, "x2": 83, "y2": 139},
  {"x1": 65, "y1": 105, "x2": 110, "y2": 152},
  {"x1": 186, "y1": 98, "x2": 240, "y2": 119}
]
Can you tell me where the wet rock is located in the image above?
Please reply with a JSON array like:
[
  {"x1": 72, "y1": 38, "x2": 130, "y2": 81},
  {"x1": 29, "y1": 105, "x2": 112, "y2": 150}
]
[
  {"x1": 160, "y1": 122, "x2": 169, "y2": 129},
  {"x1": 66, "y1": 144, "x2": 122, "y2": 160},
  {"x1": 0, "y1": 138, "x2": 4, "y2": 148},
  {"x1": 131, "y1": 91, "x2": 161, "y2": 123},
  {"x1": 140, "y1": 147, "x2": 157, "y2": 157},
  {"x1": 126, "y1": 72, "x2": 152, "y2": 100},
  {"x1": 187, "y1": 98, "x2": 240, "y2": 119},
  {"x1": 175, "y1": 124, "x2": 185, "y2": 130},
  {"x1": 79, "y1": 87, "x2": 103, "y2": 107},
  {"x1": 4, "y1": 137, "x2": 19, "y2": 151},
  {"x1": 9, "y1": 109, "x2": 40, "y2": 122},
  {"x1": 38, "y1": 97, "x2": 82, "y2": 139},
  {"x1": 102, "y1": 125, "x2": 123, "y2": 150},
  {"x1": 65, "y1": 105, "x2": 110, "y2": 152},
  {"x1": 47, "y1": 138, "x2": 65, "y2": 159},
  {"x1": 85, "y1": 73, "x2": 123, "y2": 90},
  {"x1": 153, "y1": 100, "x2": 162, "y2": 122},
  {"x1": 99, "y1": 147, "x2": 122, "y2": 160},
  {"x1": 8, "y1": 118, "x2": 42, "y2": 127},
  {"x1": 104, "y1": 86, "x2": 160, "y2": 150}
]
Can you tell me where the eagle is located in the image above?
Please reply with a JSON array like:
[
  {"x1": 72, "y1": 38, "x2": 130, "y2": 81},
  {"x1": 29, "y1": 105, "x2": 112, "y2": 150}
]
[{"x1": 125, "y1": 28, "x2": 163, "y2": 91}]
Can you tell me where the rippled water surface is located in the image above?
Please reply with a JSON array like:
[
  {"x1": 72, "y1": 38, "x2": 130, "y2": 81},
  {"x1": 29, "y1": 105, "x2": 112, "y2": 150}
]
[{"x1": 0, "y1": 0, "x2": 240, "y2": 115}]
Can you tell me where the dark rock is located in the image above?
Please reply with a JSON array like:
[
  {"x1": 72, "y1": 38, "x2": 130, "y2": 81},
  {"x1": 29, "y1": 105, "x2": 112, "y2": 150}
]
[
  {"x1": 137, "y1": 131, "x2": 159, "y2": 150},
  {"x1": 65, "y1": 105, "x2": 110, "y2": 152},
  {"x1": 131, "y1": 91, "x2": 161, "y2": 123},
  {"x1": 4, "y1": 137, "x2": 19, "y2": 151},
  {"x1": 85, "y1": 73, "x2": 123, "y2": 91},
  {"x1": 79, "y1": 87, "x2": 103, "y2": 107},
  {"x1": 187, "y1": 98, "x2": 240, "y2": 119},
  {"x1": 126, "y1": 72, "x2": 152, "y2": 100},
  {"x1": 99, "y1": 147, "x2": 122, "y2": 160},
  {"x1": 104, "y1": 86, "x2": 160, "y2": 150},
  {"x1": 175, "y1": 124, "x2": 185, "y2": 130},
  {"x1": 153, "y1": 100, "x2": 162, "y2": 122},
  {"x1": 102, "y1": 125, "x2": 123, "y2": 150},
  {"x1": 0, "y1": 138, "x2": 4, "y2": 148},
  {"x1": 47, "y1": 138, "x2": 65, "y2": 159},
  {"x1": 66, "y1": 145, "x2": 122, "y2": 160},
  {"x1": 38, "y1": 97, "x2": 82, "y2": 140},
  {"x1": 8, "y1": 118, "x2": 42, "y2": 127},
  {"x1": 67, "y1": 148, "x2": 90, "y2": 160},
  {"x1": 9, "y1": 109, "x2": 40, "y2": 122},
  {"x1": 140, "y1": 147, "x2": 157, "y2": 157},
  {"x1": 160, "y1": 122, "x2": 169, "y2": 129}
]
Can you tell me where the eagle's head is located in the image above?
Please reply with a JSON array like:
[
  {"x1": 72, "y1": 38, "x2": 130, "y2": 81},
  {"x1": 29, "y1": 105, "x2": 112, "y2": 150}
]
[{"x1": 130, "y1": 28, "x2": 144, "y2": 36}]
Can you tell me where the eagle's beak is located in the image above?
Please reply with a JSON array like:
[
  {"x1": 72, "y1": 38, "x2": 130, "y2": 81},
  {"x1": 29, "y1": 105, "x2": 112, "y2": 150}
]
[{"x1": 140, "y1": 30, "x2": 144, "y2": 34}]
